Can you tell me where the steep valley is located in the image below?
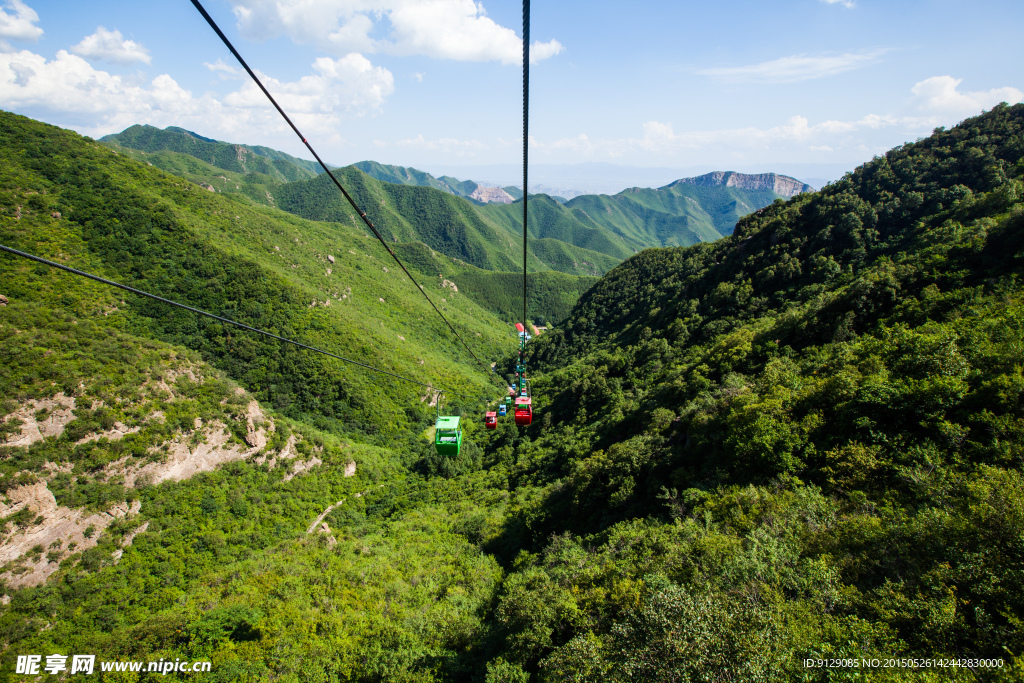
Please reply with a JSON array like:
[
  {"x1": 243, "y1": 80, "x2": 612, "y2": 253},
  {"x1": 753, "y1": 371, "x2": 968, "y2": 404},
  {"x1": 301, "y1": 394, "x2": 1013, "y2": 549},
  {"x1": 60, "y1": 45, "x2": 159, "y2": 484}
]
[{"x1": 2, "y1": 104, "x2": 1024, "y2": 681}]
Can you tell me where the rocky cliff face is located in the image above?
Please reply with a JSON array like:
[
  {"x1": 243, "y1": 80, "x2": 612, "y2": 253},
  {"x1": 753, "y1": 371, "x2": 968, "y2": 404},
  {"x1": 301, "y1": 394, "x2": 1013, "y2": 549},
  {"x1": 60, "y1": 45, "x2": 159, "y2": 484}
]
[
  {"x1": 469, "y1": 185, "x2": 515, "y2": 204},
  {"x1": 667, "y1": 171, "x2": 814, "y2": 197}
]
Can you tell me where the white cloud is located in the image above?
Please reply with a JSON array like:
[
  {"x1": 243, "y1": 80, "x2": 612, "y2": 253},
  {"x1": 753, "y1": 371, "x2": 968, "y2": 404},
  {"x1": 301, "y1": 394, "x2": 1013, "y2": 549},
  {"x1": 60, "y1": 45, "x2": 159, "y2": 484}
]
[
  {"x1": 204, "y1": 58, "x2": 244, "y2": 78},
  {"x1": 550, "y1": 133, "x2": 593, "y2": 154},
  {"x1": 633, "y1": 114, "x2": 917, "y2": 154},
  {"x1": 820, "y1": 0, "x2": 855, "y2": 7},
  {"x1": 0, "y1": 48, "x2": 394, "y2": 141},
  {"x1": 71, "y1": 27, "x2": 151, "y2": 65},
  {"x1": 0, "y1": 0, "x2": 42, "y2": 51},
  {"x1": 536, "y1": 109, "x2": 937, "y2": 164},
  {"x1": 698, "y1": 49, "x2": 887, "y2": 84},
  {"x1": 223, "y1": 53, "x2": 393, "y2": 114},
  {"x1": 529, "y1": 40, "x2": 564, "y2": 64},
  {"x1": 394, "y1": 133, "x2": 486, "y2": 155},
  {"x1": 910, "y1": 75, "x2": 1023, "y2": 117},
  {"x1": 229, "y1": 0, "x2": 563, "y2": 65}
]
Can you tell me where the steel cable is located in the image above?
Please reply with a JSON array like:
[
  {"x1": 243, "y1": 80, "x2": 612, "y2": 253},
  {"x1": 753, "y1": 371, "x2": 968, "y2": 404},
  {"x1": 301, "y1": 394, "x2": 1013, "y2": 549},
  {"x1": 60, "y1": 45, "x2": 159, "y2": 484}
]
[
  {"x1": 190, "y1": 0, "x2": 504, "y2": 388},
  {"x1": 0, "y1": 244, "x2": 470, "y2": 396}
]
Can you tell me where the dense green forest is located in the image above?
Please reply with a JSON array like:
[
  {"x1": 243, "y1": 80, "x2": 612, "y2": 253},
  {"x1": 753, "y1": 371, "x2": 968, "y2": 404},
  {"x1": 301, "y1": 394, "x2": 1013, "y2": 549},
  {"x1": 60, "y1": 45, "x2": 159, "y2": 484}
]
[
  {"x1": 102, "y1": 125, "x2": 324, "y2": 182},
  {"x1": 353, "y1": 160, "x2": 526, "y2": 204},
  {"x1": 0, "y1": 111, "x2": 513, "y2": 439},
  {"x1": 2, "y1": 104, "x2": 1024, "y2": 682},
  {"x1": 102, "y1": 124, "x2": 798, "y2": 280}
]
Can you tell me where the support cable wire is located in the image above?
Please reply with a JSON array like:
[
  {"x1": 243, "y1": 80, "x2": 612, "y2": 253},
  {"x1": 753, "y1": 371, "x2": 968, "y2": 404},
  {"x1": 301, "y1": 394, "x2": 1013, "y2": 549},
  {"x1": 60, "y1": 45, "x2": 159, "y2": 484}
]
[
  {"x1": 0, "y1": 244, "x2": 468, "y2": 396},
  {"x1": 521, "y1": 0, "x2": 530, "y2": 369},
  {"x1": 190, "y1": 0, "x2": 499, "y2": 385}
]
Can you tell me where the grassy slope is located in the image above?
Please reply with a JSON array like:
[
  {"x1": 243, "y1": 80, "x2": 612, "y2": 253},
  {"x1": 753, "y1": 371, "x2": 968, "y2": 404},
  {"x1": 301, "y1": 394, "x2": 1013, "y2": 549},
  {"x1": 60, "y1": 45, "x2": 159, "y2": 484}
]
[
  {"x1": 107, "y1": 146, "x2": 287, "y2": 209},
  {"x1": 1, "y1": 111, "x2": 515, "y2": 436},
  {"x1": 276, "y1": 167, "x2": 620, "y2": 277},
  {"x1": 392, "y1": 241, "x2": 600, "y2": 326},
  {"x1": 354, "y1": 160, "x2": 478, "y2": 198},
  {"x1": 563, "y1": 181, "x2": 781, "y2": 248},
  {"x1": 3, "y1": 106, "x2": 1024, "y2": 682},
  {"x1": 480, "y1": 195, "x2": 636, "y2": 260},
  {"x1": 101, "y1": 124, "x2": 322, "y2": 181},
  {"x1": 1, "y1": 113, "x2": 513, "y2": 681}
]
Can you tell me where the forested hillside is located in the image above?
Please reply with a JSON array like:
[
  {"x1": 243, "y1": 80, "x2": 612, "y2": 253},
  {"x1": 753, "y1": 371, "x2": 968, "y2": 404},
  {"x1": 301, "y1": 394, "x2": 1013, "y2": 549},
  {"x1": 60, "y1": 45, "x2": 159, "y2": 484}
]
[
  {"x1": 102, "y1": 125, "x2": 323, "y2": 182},
  {"x1": 353, "y1": 160, "x2": 482, "y2": 199},
  {"x1": 1, "y1": 112, "x2": 514, "y2": 437},
  {"x1": 275, "y1": 168, "x2": 623, "y2": 276},
  {"x1": 0, "y1": 112, "x2": 516, "y2": 681},
  {"x1": 104, "y1": 124, "x2": 798, "y2": 279},
  {"x1": 489, "y1": 102, "x2": 1024, "y2": 679},
  {"x1": 3, "y1": 105, "x2": 1023, "y2": 682}
]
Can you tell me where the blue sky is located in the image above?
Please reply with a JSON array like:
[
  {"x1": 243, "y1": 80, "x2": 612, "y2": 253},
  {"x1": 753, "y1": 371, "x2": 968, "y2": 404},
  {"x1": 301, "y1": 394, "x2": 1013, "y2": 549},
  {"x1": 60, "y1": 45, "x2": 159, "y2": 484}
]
[{"x1": 1, "y1": 0, "x2": 1022, "y2": 189}]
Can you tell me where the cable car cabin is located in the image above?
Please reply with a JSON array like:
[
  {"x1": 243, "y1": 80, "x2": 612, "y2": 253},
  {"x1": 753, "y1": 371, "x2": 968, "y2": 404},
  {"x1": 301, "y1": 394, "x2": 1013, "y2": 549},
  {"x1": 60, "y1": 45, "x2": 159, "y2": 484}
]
[
  {"x1": 514, "y1": 397, "x2": 532, "y2": 426},
  {"x1": 498, "y1": 404, "x2": 507, "y2": 416},
  {"x1": 505, "y1": 396, "x2": 513, "y2": 406},
  {"x1": 485, "y1": 411, "x2": 497, "y2": 429},
  {"x1": 434, "y1": 416, "x2": 462, "y2": 456}
]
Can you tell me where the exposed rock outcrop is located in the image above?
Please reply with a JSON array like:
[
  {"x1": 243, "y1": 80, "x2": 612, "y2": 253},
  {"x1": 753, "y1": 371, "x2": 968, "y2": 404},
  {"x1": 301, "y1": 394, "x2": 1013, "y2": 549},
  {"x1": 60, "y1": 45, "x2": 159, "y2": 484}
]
[
  {"x1": 317, "y1": 522, "x2": 337, "y2": 546},
  {"x1": 469, "y1": 186, "x2": 515, "y2": 204},
  {"x1": 2, "y1": 394, "x2": 77, "y2": 448},
  {"x1": 667, "y1": 171, "x2": 814, "y2": 198},
  {"x1": 0, "y1": 484, "x2": 143, "y2": 589},
  {"x1": 0, "y1": 392, "x2": 273, "y2": 588}
]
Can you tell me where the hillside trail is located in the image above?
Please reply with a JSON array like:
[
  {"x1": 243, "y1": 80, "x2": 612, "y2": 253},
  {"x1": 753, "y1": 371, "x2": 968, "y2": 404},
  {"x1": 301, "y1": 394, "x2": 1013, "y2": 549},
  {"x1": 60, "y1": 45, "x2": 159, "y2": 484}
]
[{"x1": 305, "y1": 485, "x2": 384, "y2": 534}]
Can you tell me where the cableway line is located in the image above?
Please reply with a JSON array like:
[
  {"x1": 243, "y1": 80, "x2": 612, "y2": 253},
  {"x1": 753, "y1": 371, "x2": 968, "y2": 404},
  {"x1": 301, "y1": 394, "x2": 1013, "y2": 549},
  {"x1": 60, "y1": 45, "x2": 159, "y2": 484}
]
[
  {"x1": 189, "y1": 0, "x2": 505, "y2": 389},
  {"x1": 0, "y1": 243, "x2": 468, "y2": 396}
]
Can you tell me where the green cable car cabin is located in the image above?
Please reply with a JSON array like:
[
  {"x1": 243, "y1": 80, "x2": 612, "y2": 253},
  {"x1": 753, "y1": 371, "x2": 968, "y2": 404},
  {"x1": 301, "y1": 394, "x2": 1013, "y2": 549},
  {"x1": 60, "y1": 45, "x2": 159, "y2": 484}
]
[{"x1": 435, "y1": 416, "x2": 462, "y2": 456}]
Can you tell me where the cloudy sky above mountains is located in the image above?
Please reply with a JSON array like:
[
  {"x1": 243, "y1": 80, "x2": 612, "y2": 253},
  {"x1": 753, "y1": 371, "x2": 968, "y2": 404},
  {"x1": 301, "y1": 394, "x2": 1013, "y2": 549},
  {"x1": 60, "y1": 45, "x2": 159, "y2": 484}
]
[{"x1": 1, "y1": 0, "x2": 1021, "y2": 185}]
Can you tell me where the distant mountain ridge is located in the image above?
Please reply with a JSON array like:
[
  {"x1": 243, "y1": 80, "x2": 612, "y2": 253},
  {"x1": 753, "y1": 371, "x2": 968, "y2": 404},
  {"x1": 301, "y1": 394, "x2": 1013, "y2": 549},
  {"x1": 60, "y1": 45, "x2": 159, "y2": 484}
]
[
  {"x1": 667, "y1": 171, "x2": 814, "y2": 197},
  {"x1": 101, "y1": 124, "x2": 324, "y2": 183},
  {"x1": 99, "y1": 124, "x2": 808, "y2": 276},
  {"x1": 354, "y1": 160, "x2": 524, "y2": 204}
]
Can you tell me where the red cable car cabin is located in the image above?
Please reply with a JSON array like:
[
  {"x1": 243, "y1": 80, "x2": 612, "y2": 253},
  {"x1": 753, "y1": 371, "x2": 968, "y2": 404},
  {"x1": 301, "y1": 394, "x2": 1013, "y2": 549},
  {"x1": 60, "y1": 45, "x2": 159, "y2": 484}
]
[
  {"x1": 514, "y1": 397, "x2": 532, "y2": 426},
  {"x1": 485, "y1": 411, "x2": 497, "y2": 429}
]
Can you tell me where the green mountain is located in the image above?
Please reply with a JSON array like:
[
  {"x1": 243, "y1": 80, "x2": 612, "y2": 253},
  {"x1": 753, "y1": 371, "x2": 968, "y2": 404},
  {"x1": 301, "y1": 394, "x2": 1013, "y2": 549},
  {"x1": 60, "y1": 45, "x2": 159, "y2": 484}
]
[
  {"x1": 100, "y1": 125, "x2": 330, "y2": 212},
  {"x1": 101, "y1": 126, "x2": 800, "y2": 280},
  {"x1": 353, "y1": 160, "x2": 476, "y2": 197},
  {"x1": 3, "y1": 104, "x2": 1024, "y2": 681},
  {"x1": 2, "y1": 112, "x2": 527, "y2": 435},
  {"x1": 342, "y1": 161, "x2": 810, "y2": 264},
  {"x1": 564, "y1": 176, "x2": 787, "y2": 246},
  {"x1": 494, "y1": 103, "x2": 1024, "y2": 677},
  {"x1": 101, "y1": 124, "x2": 323, "y2": 181},
  {"x1": 354, "y1": 160, "x2": 531, "y2": 204},
  {"x1": 275, "y1": 167, "x2": 621, "y2": 276}
]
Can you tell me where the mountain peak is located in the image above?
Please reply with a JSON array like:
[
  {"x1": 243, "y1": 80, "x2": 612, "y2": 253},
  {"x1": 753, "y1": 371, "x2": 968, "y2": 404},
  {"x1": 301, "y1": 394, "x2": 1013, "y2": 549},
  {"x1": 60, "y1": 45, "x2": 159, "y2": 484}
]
[{"x1": 665, "y1": 171, "x2": 814, "y2": 197}]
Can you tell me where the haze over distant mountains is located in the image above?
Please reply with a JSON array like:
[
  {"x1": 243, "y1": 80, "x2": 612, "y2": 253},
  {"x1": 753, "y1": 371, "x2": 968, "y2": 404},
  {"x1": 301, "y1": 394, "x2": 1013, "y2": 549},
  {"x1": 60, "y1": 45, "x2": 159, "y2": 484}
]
[
  {"x1": 415, "y1": 161, "x2": 842, "y2": 198},
  {"x1": 6, "y1": 107, "x2": 1024, "y2": 678},
  {"x1": 100, "y1": 124, "x2": 811, "y2": 278},
  {"x1": 353, "y1": 160, "x2": 814, "y2": 205}
]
